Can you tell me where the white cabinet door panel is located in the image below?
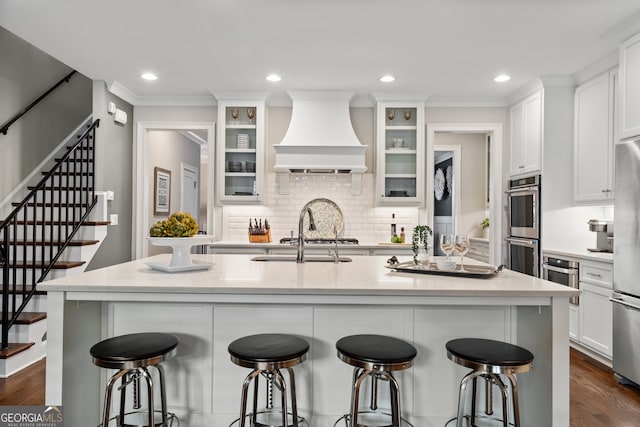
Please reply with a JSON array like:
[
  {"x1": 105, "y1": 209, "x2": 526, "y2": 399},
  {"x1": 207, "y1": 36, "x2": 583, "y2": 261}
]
[{"x1": 620, "y1": 32, "x2": 640, "y2": 140}]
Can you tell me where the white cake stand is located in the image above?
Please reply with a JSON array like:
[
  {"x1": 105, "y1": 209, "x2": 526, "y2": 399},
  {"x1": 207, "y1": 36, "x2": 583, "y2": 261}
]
[{"x1": 146, "y1": 235, "x2": 212, "y2": 272}]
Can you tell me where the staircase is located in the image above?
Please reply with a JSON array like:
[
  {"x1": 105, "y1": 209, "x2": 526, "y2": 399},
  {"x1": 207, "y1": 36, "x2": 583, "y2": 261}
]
[{"x1": 0, "y1": 119, "x2": 108, "y2": 377}]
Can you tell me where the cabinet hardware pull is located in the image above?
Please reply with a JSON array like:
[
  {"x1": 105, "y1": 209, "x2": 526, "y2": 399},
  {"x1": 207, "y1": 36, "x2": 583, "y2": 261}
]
[{"x1": 586, "y1": 272, "x2": 602, "y2": 278}]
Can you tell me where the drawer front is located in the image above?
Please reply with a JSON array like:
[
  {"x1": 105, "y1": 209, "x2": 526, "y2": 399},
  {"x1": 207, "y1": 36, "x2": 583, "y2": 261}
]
[{"x1": 580, "y1": 262, "x2": 613, "y2": 287}]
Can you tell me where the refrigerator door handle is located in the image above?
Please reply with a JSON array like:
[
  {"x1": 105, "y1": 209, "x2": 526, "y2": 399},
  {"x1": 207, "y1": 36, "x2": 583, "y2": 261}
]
[{"x1": 610, "y1": 296, "x2": 640, "y2": 311}]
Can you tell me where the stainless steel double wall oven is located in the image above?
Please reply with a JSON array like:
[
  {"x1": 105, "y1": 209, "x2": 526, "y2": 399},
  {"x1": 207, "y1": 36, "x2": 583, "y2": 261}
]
[{"x1": 506, "y1": 175, "x2": 541, "y2": 277}]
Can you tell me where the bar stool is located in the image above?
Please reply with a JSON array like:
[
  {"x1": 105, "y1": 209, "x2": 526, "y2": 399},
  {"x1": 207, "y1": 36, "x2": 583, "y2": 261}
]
[
  {"x1": 228, "y1": 333, "x2": 310, "y2": 427},
  {"x1": 445, "y1": 338, "x2": 534, "y2": 427},
  {"x1": 335, "y1": 334, "x2": 417, "y2": 427},
  {"x1": 90, "y1": 332, "x2": 178, "y2": 427}
]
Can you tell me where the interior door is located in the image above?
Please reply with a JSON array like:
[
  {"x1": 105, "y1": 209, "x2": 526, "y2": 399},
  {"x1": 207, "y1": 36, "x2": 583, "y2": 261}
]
[{"x1": 181, "y1": 163, "x2": 199, "y2": 224}]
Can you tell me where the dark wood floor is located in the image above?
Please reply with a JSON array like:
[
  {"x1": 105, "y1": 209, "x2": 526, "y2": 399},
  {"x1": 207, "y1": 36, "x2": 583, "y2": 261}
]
[{"x1": 1, "y1": 349, "x2": 640, "y2": 425}]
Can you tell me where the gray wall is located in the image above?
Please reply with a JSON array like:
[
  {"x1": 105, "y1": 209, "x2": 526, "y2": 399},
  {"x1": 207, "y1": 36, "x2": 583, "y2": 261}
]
[
  {"x1": 0, "y1": 26, "x2": 92, "y2": 204},
  {"x1": 146, "y1": 130, "x2": 201, "y2": 256},
  {"x1": 86, "y1": 81, "x2": 134, "y2": 270}
]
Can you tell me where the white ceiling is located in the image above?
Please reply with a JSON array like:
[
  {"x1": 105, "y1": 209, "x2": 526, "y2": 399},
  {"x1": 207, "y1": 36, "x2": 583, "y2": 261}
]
[{"x1": 1, "y1": 0, "x2": 640, "y2": 106}]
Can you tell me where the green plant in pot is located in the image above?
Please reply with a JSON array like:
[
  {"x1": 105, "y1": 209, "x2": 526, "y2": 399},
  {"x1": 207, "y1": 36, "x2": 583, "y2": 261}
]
[
  {"x1": 481, "y1": 217, "x2": 490, "y2": 230},
  {"x1": 412, "y1": 225, "x2": 433, "y2": 265}
]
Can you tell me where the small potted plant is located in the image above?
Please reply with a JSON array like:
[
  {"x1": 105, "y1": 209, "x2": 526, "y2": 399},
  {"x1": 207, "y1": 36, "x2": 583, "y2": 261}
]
[
  {"x1": 481, "y1": 217, "x2": 490, "y2": 238},
  {"x1": 412, "y1": 225, "x2": 433, "y2": 265}
]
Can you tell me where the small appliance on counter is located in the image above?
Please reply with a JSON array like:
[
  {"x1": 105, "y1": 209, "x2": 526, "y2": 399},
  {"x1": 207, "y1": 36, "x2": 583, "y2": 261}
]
[{"x1": 587, "y1": 219, "x2": 613, "y2": 253}]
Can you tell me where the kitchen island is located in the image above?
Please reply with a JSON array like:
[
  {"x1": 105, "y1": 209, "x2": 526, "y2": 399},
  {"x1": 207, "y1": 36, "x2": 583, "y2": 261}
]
[{"x1": 41, "y1": 254, "x2": 576, "y2": 427}]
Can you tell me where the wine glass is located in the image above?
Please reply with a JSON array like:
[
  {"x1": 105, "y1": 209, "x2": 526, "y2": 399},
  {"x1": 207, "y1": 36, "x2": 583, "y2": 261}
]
[
  {"x1": 247, "y1": 108, "x2": 255, "y2": 124},
  {"x1": 231, "y1": 108, "x2": 239, "y2": 120},
  {"x1": 439, "y1": 234, "x2": 454, "y2": 260},
  {"x1": 455, "y1": 235, "x2": 470, "y2": 271},
  {"x1": 387, "y1": 109, "x2": 395, "y2": 121},
  {"x1": 403, "y1": 110, "x2": 412, "y2": 121}
]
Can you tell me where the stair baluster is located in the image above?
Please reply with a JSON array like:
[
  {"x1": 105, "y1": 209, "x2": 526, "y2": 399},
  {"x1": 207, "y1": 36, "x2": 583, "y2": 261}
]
[{"x1": 0, "y1": 119, "x2": 99, "y2": 350}]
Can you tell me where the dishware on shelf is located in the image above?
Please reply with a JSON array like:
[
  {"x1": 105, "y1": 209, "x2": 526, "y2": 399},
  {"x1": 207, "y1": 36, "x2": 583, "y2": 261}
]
[
  {"x1": 236, "y1": 133, "x2": 250, "y2": 149},
  {"x1": 228, "y1": 161, "x2": 243, "y2": 172},
  {"x1": 247, "y1": 108, "x2": 255, "y2": 124},
  {"x1": 231, "y1": 108, "x2": 239, "y2": 120},
  {"x1": 392, "y1": 138, "x2": 404, "y2": 148},
  {"x1": 439, "y1": 234, "x2": 455, "y2": 260},
  {"x1": 387, "y1": 109, "x2": 395, "y2": 121},
  {"x1": 403, "y1": 110, "x2": 412, "y2": 121},
  {"x1": 455, "y1": 235, "x2": 470, "y2": 271},
  {"x1": 146, "y1": 235, "x2": 212, "y2": 272}
]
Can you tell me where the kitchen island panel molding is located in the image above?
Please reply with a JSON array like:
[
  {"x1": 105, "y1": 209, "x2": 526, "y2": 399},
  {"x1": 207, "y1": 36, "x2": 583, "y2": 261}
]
[{"x1": 42, "y1": 254, "x2": 574, "y2": 426}]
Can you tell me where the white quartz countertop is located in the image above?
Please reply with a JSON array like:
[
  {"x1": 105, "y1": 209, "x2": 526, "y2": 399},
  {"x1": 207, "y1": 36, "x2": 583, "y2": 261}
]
[
  {"x1": 208, "y1": 240, "x2": 412, "y2": 249},
  {"x1": 542, "y1": 248, "x2": 613, "y2": 263},
  {"x1": 41, "y1": 254, "x2": 577, "y2": 298}
]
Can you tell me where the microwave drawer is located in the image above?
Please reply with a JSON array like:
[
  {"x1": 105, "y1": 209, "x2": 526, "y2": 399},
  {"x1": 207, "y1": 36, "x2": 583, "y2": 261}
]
[{"x1": 580, "y1": 262, "x2": 613, "y2": 287}]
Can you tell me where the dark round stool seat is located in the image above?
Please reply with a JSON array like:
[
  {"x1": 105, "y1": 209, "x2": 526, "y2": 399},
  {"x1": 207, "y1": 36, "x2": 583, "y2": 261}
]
[
  {"x1": 90, "y1": 332, "x2": 178, "y2": 369},
  {"x1": 446, "y1": 338, "x2": 533, "y2": 374},
  {"x1": 228, "y1": 334, "x2": 309, "y2": 427},
  {"x1": 336, "y1": 334, "x2": 417, "y2": 370}
]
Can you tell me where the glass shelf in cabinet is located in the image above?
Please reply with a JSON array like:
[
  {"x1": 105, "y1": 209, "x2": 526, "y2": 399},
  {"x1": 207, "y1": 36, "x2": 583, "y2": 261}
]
[{"x1": 226, "y1": 124, "x2": 257, "y2": 130}]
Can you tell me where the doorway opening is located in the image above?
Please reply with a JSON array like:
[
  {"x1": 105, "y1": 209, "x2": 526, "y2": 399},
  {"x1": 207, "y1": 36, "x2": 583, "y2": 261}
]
[
  {"x1": 426, "y1": 124, "x2": 502, "y2": 265},
  {"x1": 134, "y1": 122, "x2": 215, "y2": 259}
]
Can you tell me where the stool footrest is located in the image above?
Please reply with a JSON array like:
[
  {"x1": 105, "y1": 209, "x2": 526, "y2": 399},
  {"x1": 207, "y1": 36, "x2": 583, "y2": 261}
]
[
  {"x1": 230, "y1": 411, "x2": 308, "y2": 427},
  {"x1": 333, "y1": 411, "x2": 414, "y2": 427},
  {"x1": 97, "y1": 410, "x2": 177, "y2": 427}
]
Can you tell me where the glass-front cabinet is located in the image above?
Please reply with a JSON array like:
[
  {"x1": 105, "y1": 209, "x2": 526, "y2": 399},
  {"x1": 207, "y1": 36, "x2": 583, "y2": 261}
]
[
  {"x1": 216, "y1": 98, "x2": 265, "y2": 204},
  {"x1": 375, "y1": 101, "x2": 425, "y2": 205}
]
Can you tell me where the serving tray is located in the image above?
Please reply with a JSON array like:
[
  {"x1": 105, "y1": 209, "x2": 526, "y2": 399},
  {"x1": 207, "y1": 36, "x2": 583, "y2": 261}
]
[{"x1": 385, "y1": 261, "x2": 501, "y2": 279}]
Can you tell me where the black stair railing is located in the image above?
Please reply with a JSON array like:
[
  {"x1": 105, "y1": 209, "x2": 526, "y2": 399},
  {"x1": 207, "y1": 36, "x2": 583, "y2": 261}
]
[
  {"x1": 0, "y1": 70, "x2": 77, "y2": 136},
  {"x1": 0, "y1": 119, "x2": 100, "y2": 350}
]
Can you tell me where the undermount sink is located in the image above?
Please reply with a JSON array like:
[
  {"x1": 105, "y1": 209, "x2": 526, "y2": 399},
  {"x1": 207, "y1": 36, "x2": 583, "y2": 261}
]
[{"x1": 251, "y1": 255, "x2": 352, "y2": 263}]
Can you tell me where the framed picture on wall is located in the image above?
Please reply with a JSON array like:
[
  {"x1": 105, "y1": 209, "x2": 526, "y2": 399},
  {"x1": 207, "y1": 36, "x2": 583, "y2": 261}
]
[{"x1": 154, "y1": 167, "x2": 171, "y2": 216}]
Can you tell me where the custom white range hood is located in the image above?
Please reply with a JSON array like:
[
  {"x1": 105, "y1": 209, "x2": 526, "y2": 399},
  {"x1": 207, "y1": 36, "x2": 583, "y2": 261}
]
[{"x1": 273, "y1": 91, "x2": 367, "y2": 194}]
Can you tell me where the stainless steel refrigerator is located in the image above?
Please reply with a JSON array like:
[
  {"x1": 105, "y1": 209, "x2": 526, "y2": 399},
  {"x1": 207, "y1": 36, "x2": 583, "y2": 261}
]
[{"x1": 612, "y1": 138, "x2": 640, "y2": 385}]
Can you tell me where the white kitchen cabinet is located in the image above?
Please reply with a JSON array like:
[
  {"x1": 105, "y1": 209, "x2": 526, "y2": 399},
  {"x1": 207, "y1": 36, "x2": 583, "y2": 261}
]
[
  {"x1": 619, "y1": 31, "x2": 640, "y2": 140},
  {"x1": 375, "y1": 101, "x2": 425, "y2": 206},
  {"x1": 216, "y1": 98, "x2": 266, "y2": 204},
  {"x1": 573, "y1": 70, "x2": 617, "y2": 203},
  {"x1": 578, "y1": 260, "x2": 613, "y2": 358},
  {"x1": 510, "y1": 90, "x2": 543, "y2": 177}
]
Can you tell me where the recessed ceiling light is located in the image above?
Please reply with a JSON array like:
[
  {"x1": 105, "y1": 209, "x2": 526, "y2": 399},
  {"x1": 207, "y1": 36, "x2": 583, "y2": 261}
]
[
  {"x1": 380, "y1": 75, "x2": 395, "y2": 83},
  {"x1": 266, "y1": 74, "x2": 282, "y2": 82},
  {"x1": 494, "y1": 74, "x2": 511, "y2": 83},
  {"x1": 141, "y1": 72, "x2": 158, "y2": 81}
]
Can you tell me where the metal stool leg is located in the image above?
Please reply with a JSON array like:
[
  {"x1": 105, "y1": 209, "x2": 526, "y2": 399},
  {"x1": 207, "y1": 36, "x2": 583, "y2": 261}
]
[
  {"x1": 119, "y1": 373, "x2": 128, "y2": 426},
  {"x1": 154, "y1": 364, "x2": 169, "y2": 426},
  {"x1": 350, "y1": 368, "x2": 372, "y2": 427},
  {"x1": 286, "y1": 367, "x2": 299, "y2": 426},
  {"x1": 273, "y1": 369, "x2": 288, "y2": 427},
  {"x1": 384, "y1": 372, "x2": 401, "y2": 427},
  {"x1": 102, "y1": 369, "x2": 128, "y2": 427},
  {"x1": 505, "y1": 373, "x2": 522, "y2": 427},
  {"x1": 490, "y1": 374, "x2": 509, "y2": 427},
  {"x1": 140, "y1": 367, "x2": 155, "y2": 427},
  {"x1": 239, "y1": 369, "x2": 260, "y2": 427},
  {"x1": 456, "y1": 370, "x2": 483, "y2": 427}
]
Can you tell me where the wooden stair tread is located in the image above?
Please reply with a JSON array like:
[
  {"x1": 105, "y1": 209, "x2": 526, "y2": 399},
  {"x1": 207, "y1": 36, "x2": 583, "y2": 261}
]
[
  {"x1": 9, "y1": 240, "x2": 99, "y2": 246},
  {"x1": 10, "y1": 286, "x2": 46, "y2": 295},
  {"x1": 27, "y1": 186, "x2": 88, "y2": 191},
  {"x1": 11, "y1": 202, "x2": 89, "y2": 207},
  {"x1": 0, "y1": 342, "x2": 35, "y2": 359},
  {"x1": 43, "y1": 171, "x2": 93, "y2": 176},
  {"x1": 11, "y1": 260, "x2": 85, "y2": 269},
  {"x1": 0, "y1": 312, "x2": 46, "y2": 325}
]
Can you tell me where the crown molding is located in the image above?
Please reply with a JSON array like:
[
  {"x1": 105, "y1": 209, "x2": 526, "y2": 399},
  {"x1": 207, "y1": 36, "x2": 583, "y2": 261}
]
[
  {"x1": 425, "y1": 96, "x2": 509, "y2": 108},
  {"x1": 106, "y1": 80, "x2": 216, "y2": 106}
]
